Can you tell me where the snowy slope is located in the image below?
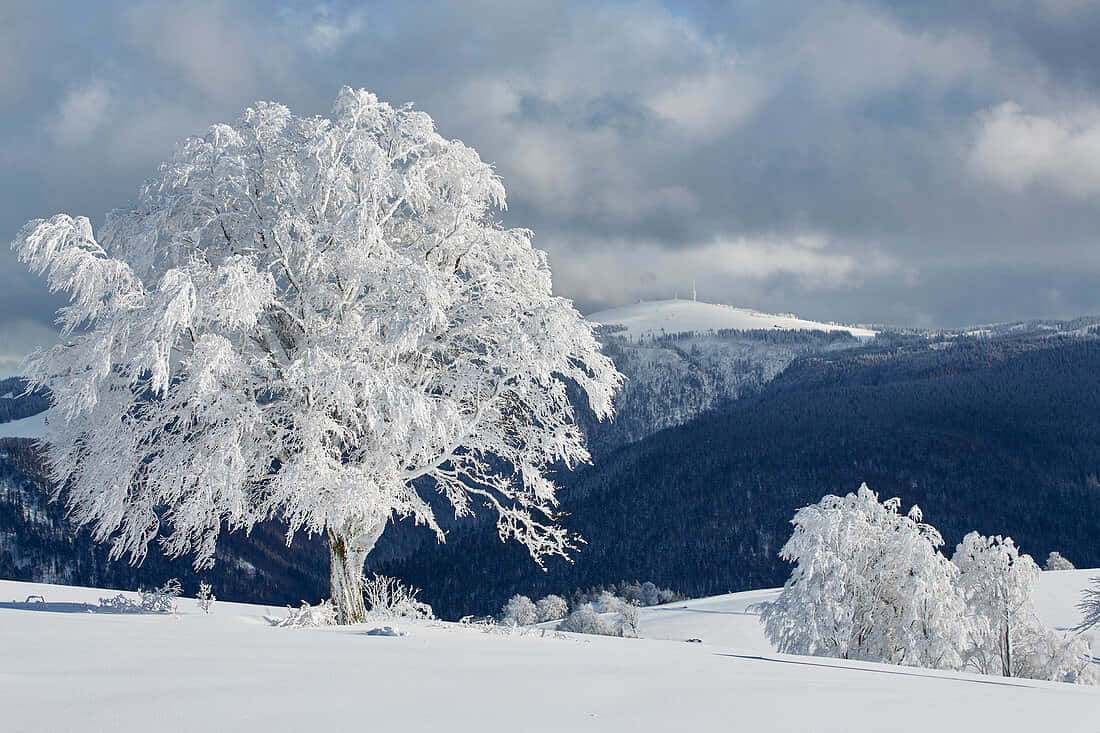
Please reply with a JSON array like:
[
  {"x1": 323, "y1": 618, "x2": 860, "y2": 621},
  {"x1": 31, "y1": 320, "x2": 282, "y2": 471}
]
[
  {"x1": 588, "y1": 299, "x2": 877, "y2": 341},
  {"x1": 2, "y1": 574, "x2": 1097, "y2": 733},
  {"x1": 0, "y1": 413, "x2": 47, "y2": 439}
]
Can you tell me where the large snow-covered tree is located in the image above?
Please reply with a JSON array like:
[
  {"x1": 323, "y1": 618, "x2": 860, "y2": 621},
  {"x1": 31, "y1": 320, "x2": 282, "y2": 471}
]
[
  {"x1": 12, "y1": 87, "x2": 622, "y2": 624},
  {"x1": 761, "y1": 484, "x2": 966, "y2": 669}
]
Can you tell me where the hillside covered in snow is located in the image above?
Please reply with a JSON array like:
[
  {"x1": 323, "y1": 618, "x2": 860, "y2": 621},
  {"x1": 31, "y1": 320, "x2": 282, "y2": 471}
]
[
  {"x1": 587, "y1": 299, "x2": 877, "y2": 341},
  {"x1": 1, "y1": 573, "x2": 1096, "y2": 733},
  {"x1": 577, "y1": 299, "x2": 876, "y2": 454}
]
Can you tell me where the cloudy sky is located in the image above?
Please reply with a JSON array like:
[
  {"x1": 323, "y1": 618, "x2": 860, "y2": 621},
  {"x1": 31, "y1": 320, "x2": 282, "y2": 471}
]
[{"x1": 4, "y1": 0, "x2": 1100, "y2": 371}]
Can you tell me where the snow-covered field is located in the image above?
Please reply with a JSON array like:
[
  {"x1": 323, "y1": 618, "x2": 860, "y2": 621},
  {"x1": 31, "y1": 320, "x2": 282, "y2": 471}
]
[
  {"x1": 2, "y1": 572, "x2": 1096, "y2": 732},
  {"x1": 0, "y1": 412, "x2": 47, "y2": 439},
  {"x1": 588, "y1": 299, "x2": 877, "y2": 341}
]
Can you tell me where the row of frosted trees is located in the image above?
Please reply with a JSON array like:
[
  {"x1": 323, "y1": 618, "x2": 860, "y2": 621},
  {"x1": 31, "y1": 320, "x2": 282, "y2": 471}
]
[{"x1": 762, "y1": 484, "x2": 1095, "y2": 684}]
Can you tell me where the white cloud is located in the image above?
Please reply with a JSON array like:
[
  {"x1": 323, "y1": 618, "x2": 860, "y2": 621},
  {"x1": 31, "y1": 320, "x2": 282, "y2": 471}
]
[
  {"x1": 646, "y1": 65, "x2": 764, "y2": 139},
  {"x1": 49, "y1": 81, "x2": 112, "y2": 146},
  {"x1": 122, "y1": 0, "x2": 298, "y2": 102},
  {"x1": 786, "y1": 5, "x2": 992, "y2": 101},
  {"x1": 545, "y1": 233, "x2": 895, "y2": 308},
  {"x1": 304, "y1": 7, "x2": 365, "y2": 54},
  {"x1": 969, "y1": 102, "x2": 1100, "y2": 197}
]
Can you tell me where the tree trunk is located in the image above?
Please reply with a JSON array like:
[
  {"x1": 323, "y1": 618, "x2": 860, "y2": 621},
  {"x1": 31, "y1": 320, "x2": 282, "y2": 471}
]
[{"x1": 327, "y1": 520, "x2": 388, "y2": 625}]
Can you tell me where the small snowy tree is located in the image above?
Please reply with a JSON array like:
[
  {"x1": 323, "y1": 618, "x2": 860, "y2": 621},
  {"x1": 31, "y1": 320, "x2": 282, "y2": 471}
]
[
  {"x1": 535, "y1": 594, "x2": 569, "y2": 623},
  {"x1": 953, "y1": 533, "x2": 1094, "y2": 682},
  {"x1": 1044, "y1": 551, "x2": 1075, "y2": 571},
  {"x1": 558, "y1": 604, "x2": 614, "y2": 636},
  {"x1": 196, "y1": 581, "x2": 215, "y2": 614},
  {"x1": 501, "y1": 594, "x2": 538, "y2": 626},
  {"x1": 762, "y1": 484, "x2": 966, "y2": 669},
  {"x1": 12, "y1": 88, "x2": 621, "y2": 624},
  {"x1": 1078, "y1": 577, "x2": 1100, "y2": 632}
]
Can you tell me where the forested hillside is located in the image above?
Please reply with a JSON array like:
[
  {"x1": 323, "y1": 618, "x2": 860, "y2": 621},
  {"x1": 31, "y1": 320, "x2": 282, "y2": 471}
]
[{"x1": 382, "y1": 334, "x2": 1100, "y2": 618}]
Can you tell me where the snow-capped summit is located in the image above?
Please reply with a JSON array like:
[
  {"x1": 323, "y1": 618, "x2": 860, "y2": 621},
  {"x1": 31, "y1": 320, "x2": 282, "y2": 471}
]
[{"x1": 587, "y1": 299, "x2": 876, "y2": 341}]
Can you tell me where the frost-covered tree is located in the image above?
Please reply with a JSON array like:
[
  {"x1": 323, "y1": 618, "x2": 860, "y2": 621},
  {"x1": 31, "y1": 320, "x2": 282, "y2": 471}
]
[
  {"x1": 762, "y1": 484, "x2": 966, "y2": 669},
  {"x1": 558, "y1": 604, "x2": 613, "y2": 635},
  {"x1": 501, "y1": 594, "x2": 538, "y2": 626},
  {"x1": 1077, "y1": 577, "x2": 1100, "y2": 632},
  {"x1": 953, "y1": 533, "x2": 1094, "y2": 683},
  {"x1": 1044, "y1": 551, "x2": 1075, "y2": 571},
  {"x1": 12, "y1": 87, "x2": 621, "y2": 624},
  {"x1": 535, "y1": 594, "x2": 568, "y2": 623},
  {"x1": 196, "y1": 581, "x2": 215, "y2": 614}
]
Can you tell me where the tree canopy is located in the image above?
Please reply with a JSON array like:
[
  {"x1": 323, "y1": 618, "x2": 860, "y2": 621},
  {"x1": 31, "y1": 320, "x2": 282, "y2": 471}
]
[{"x1": 13, "y1": 87, "x2": 621, "y2": 622}]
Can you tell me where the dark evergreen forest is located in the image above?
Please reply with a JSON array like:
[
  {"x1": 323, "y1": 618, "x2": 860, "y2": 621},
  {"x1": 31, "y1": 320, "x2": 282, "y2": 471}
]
[{"x1": 382, "y1": 335, "x2": 1100, "y2": 618}]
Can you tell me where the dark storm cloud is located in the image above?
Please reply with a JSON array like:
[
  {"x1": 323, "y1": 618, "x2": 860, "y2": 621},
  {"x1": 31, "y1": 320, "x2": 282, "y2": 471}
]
[{"x1": 4, "y1": 0, "x2": 1100, "y2": 367}]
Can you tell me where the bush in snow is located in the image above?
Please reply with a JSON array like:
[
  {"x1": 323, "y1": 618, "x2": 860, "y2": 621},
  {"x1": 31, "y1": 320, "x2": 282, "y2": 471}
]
[
  {"x1": 98, "y1": 594, "x2": 139, "y2": 612},
  {"x1": 97, "y1": 579, "x2": 184, "y2": 614},
  {"x1": 953, "y1": 533, "x2": 1095, "y2": 683},
  {"x1": 362, "y1": 574, "x2": 434, "y2": 620},
  {"x1": 501, "y1": 594, "x2": 539, "y2": 626},
  {"x1": 558, "y1": 605, "x2": 615, "y2": 636},
  {"x1": 570, "y1": 581, "x2": 680, "y2": 609},
  {"x1": 617, "y1": 602, "x2": 641, "y2": 638},
  {"x1": 557, "y1": 595, "x2": 640, "y2": 638},
  {"x1": 595, "y1": 591, "x2": 622, "y2": 614},
  {"x1": 656, "y1": 587, "x2": 679, "y2": 604},
  {"x1": 762, "y1": 484, "x2": 966, "y2": 670},
  {"x1": 140, "y1": 578, "x2": 183, "y2": 613},
  {"x1": 276, "y1": 600, "x2": 338, "y2": 628},
  {"x1": 535, "y1": 594, "x2": 569, "y2": 623},
  {"x1": 1044, "y1": 552, "x2": 1075, "y2": 571},
  {"x1": 196, "y1": 581, "x2": 215, "y2": 614}
]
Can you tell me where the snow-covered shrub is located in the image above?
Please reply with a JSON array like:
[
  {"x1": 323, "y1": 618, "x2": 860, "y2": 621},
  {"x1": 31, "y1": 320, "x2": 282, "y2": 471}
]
[
  {"x1": 954, "y1": 533, "x2": 1094, "y2": 683},
  {"x1": 98, "y1": 579, "x2": 183, "y2": 613},
  {"x1": 536, "y1": 594, "x2": 569, "y2": 623},
  {"x1": 617, "y1": 582, "x2": 644, "y2": 605},
  {"x1": 617, "y1": 602, "x2": 641, "y2": 638},
  {"x1": 140, "y1": 578, "x2": 183, "y2": 613},
  {"x1": 595, "y1": 591, "x2": 622, "y2": 614},
  {"x1": 558, "y1": 605, "x2": 615, "y2": 636},
  {"x1": 362, "y1": 574, "x2": 434, "y2": 620},
  {"x1": 558, "y1": 595, "x2": 640, "y2": 637},
  {"x1": 762, "y1": 484, "x2": 966, "y2": 670},
  {"x1": 275, "y1": 600, "x2": 337, "y2": 628},
  {"x1": 98, "y1": 593, "x2": 139, "y2": 612},
  {"x1": 1044, "y1": 552, "x2": 1075, "y2": 571},
  {"x1": 196, "y1": 581, "x2": 215, "y2": 614},
  {"x1": 570, "y1": 582, "x2": 681, "y2": 609},
  {"x1": 501, "y1": 595, "x2": 539, "y2": 626}
]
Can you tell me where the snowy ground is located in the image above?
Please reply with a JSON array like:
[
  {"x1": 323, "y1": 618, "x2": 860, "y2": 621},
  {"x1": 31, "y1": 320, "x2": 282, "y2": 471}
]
[
  {"x1": 588, "y1": 299, "x2": 877, "y2": 341},
  {"x1": 0, "y1": 412, "x2": 46, "y2": 439},
  {"x1": 1, "y1": 572, "x2": 1097, "y2": 733}
]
